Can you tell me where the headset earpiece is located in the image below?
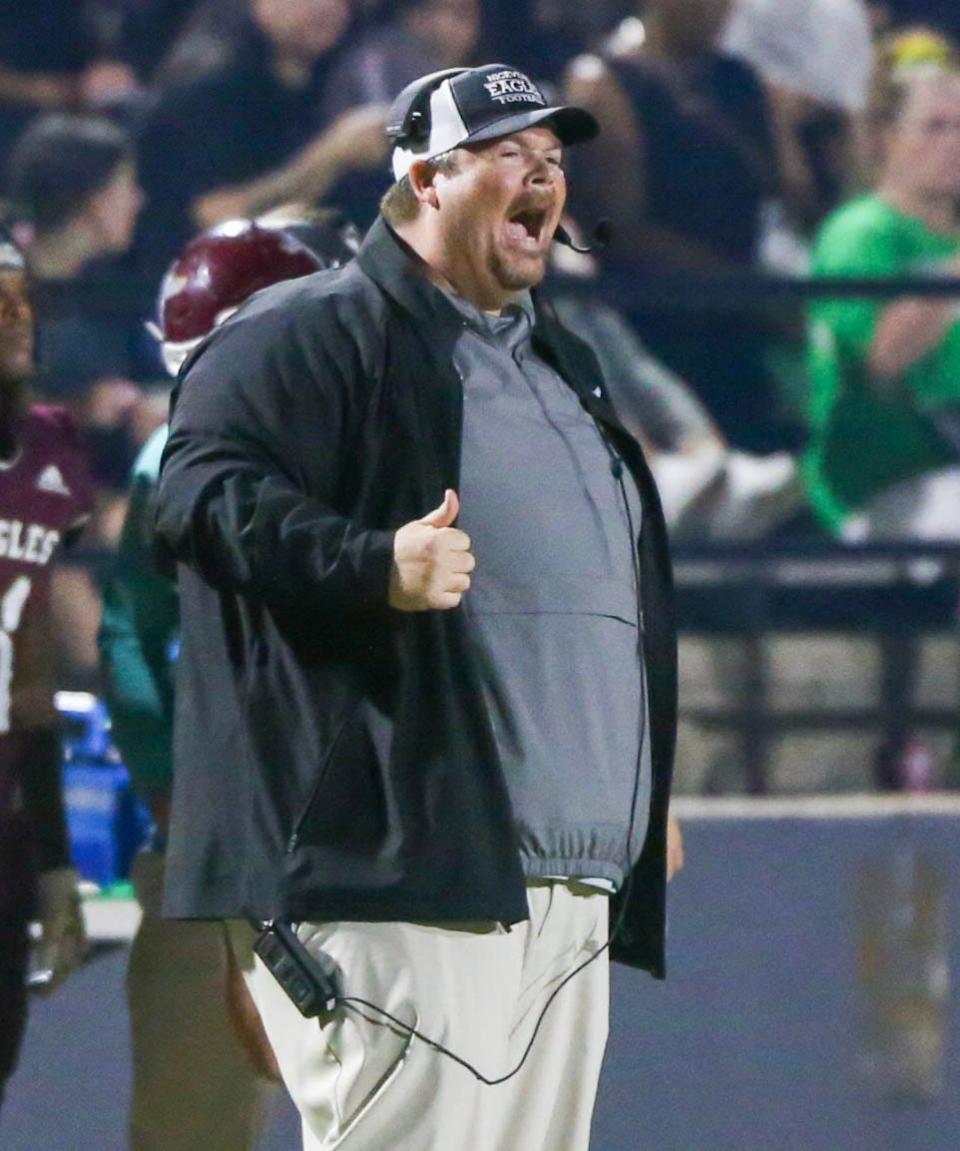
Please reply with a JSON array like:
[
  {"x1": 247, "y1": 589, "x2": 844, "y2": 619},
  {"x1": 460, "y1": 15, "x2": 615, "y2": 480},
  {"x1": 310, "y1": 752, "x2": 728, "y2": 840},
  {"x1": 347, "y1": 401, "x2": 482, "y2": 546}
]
[
  {"x1": 385, "y1": 67, "x2": 469, "y2": 147},
  {"x1": 407, "y1": 107, "x2": 429, "y2": 142}
]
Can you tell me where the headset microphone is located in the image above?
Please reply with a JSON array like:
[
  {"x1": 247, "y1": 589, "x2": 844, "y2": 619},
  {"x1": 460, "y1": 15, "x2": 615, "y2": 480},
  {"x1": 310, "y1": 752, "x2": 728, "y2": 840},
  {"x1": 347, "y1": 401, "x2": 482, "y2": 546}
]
[{"x1": 553, "y1": 219, "x2": 612, "y2": 254}]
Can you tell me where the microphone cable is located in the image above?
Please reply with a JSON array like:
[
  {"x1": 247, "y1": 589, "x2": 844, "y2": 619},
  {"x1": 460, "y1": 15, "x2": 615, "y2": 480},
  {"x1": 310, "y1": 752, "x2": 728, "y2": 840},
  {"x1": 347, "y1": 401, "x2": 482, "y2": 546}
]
[{"x1": 334, "y1": 427, "x2": 650, "y2": 1085}]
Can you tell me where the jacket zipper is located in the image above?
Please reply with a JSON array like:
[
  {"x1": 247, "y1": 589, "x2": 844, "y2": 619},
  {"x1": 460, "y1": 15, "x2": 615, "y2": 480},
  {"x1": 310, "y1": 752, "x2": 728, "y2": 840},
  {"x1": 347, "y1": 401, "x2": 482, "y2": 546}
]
[{"x1": 285, "y1": 703, "x2": 357, "y2": 853}]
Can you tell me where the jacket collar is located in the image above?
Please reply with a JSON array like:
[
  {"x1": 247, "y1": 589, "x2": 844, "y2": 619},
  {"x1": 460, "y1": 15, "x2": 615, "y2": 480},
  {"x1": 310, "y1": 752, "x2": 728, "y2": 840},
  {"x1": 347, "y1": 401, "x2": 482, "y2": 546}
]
[
  {"x1": 356, "y1": 217, "x2": 463, "y2": 327},
  {"x1": 358, "y1": 217, "x2": 556, "y2": 341},
  {"x1": 356, "y1": 217, "x2": 627, "y2": 437}
]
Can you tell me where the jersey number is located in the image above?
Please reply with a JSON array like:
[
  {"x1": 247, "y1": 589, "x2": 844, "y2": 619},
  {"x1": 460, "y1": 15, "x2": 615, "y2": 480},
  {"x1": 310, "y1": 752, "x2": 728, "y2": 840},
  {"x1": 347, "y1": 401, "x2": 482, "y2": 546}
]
[{"x1": 0, "y1": 575, "x2": 32, "y2": 734}]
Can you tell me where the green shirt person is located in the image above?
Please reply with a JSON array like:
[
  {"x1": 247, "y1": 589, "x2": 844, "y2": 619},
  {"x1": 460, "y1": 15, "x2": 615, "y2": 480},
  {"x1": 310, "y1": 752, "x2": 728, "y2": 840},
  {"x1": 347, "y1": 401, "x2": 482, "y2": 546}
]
[
  {"x1": 803, "y1": 71, "x2": 960, "y2": 536},
  {"x1": 99, "y1": 426, "x2": 178, "y2": 826}
]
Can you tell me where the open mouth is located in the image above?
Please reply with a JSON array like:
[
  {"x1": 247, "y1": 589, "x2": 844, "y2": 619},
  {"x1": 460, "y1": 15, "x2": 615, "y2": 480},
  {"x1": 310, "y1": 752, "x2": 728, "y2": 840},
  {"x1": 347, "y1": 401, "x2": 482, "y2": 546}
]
[{"x1": 505, "y1": 207, "x2": 548, "y2": 246}]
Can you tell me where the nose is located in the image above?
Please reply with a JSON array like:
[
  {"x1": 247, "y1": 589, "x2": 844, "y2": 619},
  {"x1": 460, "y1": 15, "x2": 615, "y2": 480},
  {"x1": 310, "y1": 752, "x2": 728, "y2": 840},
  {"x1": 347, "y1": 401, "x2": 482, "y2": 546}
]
[{"x1": 527, "y1": 153, "x2": 558, "y2": 188}]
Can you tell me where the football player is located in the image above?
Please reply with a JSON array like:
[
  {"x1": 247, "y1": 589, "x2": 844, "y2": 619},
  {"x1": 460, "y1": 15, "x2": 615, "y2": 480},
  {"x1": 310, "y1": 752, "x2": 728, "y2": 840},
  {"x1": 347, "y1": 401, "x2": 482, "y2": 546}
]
[{"x1": 0, "y1": 230, "x2": 94, "y2": 1108}]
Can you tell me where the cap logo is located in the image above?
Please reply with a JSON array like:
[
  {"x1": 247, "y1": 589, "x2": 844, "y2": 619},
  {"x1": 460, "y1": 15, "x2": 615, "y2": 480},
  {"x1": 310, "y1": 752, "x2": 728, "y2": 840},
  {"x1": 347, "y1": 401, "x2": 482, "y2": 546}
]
[{"x1": 482, "y1": 70, "x2": 545, "y2": 106}]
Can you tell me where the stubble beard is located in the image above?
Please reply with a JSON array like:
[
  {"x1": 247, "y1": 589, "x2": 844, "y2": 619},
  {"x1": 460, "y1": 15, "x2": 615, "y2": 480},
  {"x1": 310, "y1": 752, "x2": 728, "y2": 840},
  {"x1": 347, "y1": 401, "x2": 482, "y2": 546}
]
[{"x1": 490, "y1": 248, "x2": 547, "y2": 294}]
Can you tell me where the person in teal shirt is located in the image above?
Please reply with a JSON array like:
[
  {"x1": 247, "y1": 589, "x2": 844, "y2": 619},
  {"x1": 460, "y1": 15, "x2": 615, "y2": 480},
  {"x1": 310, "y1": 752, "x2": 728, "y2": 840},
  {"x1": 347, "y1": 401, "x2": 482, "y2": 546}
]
[
  {"x1": 100, "y1": 428, "x2": 177, "y2": 821},
  {"x1": 805, "y1": 68, "x2": 960, "y2": 538}
]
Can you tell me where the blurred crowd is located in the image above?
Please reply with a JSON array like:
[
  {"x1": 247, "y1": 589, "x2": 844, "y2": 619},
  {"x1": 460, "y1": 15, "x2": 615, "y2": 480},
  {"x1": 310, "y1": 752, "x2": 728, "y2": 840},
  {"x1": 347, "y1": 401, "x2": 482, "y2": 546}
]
[
  {"x1": 3, "y1": 6, "x2": 960, "y2": 1140},
  {"x1": 1, "y1": 0, "x2": 960, "y2": 688}
]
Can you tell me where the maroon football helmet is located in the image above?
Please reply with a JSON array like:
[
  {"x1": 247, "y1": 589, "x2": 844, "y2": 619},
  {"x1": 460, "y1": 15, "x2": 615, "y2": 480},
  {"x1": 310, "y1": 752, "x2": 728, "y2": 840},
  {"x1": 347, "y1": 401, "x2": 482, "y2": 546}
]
[{"x1": 153, "y1": 213, "x2": 357, "y2": 375}]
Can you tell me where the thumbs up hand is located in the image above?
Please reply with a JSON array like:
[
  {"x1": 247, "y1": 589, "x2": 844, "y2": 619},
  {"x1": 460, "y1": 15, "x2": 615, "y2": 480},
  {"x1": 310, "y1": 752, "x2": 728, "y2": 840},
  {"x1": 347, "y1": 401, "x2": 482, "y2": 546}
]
[{"x1": 388, "y1": 489, "x2": 475, "y2": 611}]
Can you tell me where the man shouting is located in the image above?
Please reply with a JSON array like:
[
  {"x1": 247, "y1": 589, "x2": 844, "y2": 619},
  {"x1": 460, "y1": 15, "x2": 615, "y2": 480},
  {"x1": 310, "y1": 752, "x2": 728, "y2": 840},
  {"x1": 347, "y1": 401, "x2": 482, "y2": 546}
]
[{"x1": 156, "y1": 63, "x2": 677, "y2": 1151}]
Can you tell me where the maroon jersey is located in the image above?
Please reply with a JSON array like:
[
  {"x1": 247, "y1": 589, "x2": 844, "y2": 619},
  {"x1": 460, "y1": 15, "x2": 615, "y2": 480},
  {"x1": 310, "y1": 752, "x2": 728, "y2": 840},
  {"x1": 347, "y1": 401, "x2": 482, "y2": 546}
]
[{"x1": 0, "y1": 405, "x2": 93, "y2": 733}]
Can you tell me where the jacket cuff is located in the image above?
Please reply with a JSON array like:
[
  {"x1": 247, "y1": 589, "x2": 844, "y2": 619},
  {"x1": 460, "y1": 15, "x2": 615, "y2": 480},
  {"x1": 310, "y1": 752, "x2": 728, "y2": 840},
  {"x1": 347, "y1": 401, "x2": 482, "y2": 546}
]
[
  {"x1": 363, "y1": 528, "x2": 397, "y2": 605},
  {"x1": 340, "y1": 527, "x2": 396, "y2": 610}
]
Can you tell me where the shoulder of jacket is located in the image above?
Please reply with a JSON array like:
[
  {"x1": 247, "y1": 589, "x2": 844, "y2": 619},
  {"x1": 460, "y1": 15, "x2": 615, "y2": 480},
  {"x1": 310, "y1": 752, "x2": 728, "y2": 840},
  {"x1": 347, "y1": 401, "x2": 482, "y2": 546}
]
[
  {"x1": 239, "y1": 260, "x2": 389, "y2": 333},
  {"x1": 190, "y1": 261, "x2": 391, "y2": 388}
]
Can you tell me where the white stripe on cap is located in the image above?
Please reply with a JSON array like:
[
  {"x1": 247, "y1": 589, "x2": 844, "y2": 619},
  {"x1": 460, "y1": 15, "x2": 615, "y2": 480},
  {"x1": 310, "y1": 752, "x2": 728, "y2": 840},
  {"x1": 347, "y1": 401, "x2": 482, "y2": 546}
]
[{"x1": 391, "y1": 79, "x2": 469, "y2": 181}]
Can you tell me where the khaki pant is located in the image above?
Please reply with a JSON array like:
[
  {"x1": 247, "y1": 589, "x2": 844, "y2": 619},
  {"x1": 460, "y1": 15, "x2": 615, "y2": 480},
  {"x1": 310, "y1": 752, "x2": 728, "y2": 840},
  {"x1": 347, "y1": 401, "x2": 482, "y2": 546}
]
[
  {"x1": 229, "y1": 881, "x2": 610, "y2": 1151},
  {"x1": 127, "y1": 851, "x2": 273, "y2": 1151}
]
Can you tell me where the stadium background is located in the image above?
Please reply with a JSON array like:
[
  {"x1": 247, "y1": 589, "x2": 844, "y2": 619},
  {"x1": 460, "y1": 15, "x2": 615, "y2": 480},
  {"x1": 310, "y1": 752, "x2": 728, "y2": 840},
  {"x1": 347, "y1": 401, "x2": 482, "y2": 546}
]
[{"x1": 1, "y1": 1, "x2": 960, "y2": 1147}]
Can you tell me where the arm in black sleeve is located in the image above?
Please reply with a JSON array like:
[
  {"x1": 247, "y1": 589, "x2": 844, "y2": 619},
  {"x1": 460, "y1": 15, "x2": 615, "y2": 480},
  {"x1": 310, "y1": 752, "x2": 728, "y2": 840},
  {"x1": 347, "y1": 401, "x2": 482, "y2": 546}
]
[{"x1": 155, "y1": 285, "x2": 395, "y2": 611}]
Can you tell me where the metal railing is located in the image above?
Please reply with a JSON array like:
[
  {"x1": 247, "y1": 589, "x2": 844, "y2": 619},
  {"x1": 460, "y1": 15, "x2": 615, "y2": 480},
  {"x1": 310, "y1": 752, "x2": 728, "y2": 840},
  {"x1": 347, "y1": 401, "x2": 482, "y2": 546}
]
[{"x1": 673, "y1": 541, "x2": 960, "y2": 793}]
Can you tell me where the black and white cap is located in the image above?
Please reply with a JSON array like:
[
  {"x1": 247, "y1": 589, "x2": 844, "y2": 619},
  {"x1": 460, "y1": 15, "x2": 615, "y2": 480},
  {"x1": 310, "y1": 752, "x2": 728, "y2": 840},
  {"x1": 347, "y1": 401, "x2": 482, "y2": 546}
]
[{"x1": 387, "y1": 63, "x2": 599, "y2": 181}]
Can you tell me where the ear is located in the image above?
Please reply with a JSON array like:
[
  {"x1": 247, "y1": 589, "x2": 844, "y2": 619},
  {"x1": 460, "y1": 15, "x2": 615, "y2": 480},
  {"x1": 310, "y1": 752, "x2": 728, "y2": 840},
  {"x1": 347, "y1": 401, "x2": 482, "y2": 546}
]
[{"x1": 407, "y1": 159, "x2": 444, "y2": 211}]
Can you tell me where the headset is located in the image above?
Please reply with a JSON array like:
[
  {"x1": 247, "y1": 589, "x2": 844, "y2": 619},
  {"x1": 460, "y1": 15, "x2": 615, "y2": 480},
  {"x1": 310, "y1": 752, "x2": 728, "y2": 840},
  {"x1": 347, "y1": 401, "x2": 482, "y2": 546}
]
[{"x1": 385, "y1": 67, "x2": 469, "y2": 147}]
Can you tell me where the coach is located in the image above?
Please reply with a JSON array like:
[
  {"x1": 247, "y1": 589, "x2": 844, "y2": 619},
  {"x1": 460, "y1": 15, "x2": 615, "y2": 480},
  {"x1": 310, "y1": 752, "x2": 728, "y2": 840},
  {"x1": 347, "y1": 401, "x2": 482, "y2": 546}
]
[{"x1": 156, "y1": 63, "x2": 676, "y2": 1151}]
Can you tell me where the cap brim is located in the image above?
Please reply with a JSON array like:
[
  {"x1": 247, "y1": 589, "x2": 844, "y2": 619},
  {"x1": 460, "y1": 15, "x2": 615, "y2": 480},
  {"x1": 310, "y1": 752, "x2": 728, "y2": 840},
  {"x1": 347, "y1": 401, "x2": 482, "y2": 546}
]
[{"x1": 465, "y1": 104, "x2": 598, "y2": 148}]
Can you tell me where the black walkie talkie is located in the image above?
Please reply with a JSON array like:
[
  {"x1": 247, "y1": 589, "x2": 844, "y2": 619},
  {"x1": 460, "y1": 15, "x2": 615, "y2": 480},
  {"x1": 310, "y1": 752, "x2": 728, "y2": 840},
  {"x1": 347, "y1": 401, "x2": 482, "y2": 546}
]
[{"x1": 252, "y1": 920, "x2": 342, "y2": 1017}]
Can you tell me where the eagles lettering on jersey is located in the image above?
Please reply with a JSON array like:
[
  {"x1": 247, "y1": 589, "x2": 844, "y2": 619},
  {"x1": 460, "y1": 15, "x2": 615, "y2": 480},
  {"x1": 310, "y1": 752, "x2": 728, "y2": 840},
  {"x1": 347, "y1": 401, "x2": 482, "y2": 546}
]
[{"x1": 0, "y1": 521, "x2": 60, "y2": 565}]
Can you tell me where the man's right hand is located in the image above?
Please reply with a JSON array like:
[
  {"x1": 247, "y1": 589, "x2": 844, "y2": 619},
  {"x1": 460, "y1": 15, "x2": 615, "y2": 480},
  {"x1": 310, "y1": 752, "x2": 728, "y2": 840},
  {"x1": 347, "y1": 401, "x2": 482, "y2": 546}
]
[{"x1": 389, "y1": 489, "x2": 475, "y2": 611}]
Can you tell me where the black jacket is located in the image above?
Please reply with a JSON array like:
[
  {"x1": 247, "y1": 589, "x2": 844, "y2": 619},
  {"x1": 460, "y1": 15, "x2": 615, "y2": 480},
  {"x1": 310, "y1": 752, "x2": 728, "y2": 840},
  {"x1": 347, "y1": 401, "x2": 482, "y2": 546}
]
[{"x1": 156, "y1": 218, "x2": 677, "y2": 976}]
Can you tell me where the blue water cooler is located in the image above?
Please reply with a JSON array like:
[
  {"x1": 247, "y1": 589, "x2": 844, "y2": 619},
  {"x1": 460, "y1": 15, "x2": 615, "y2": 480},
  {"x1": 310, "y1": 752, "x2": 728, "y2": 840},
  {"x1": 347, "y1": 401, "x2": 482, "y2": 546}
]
[{"x1": 59, "y1": 692, "x2": 151, "y2": 886}]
